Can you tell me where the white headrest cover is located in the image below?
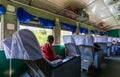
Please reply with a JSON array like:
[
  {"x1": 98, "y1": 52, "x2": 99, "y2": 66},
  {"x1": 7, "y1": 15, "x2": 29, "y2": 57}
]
[
  {"x1": 11, "y1": 29, "x2": 43, "y2": 60},
  {"x1": 94, "y1": 36, "x2": 108, "y2": 43},
  {"x1": 85, "y1": 35, "x2": 93, "y2": 46},
  {"x1": 108, "y1": 37, "x2": 113, "y2": 42},
  {"x1": 72, "y1": 35, "x2": 85, "y2": 45},
  {"x1": 63, "y1": 35, "x2": 74, "y2": 44}
]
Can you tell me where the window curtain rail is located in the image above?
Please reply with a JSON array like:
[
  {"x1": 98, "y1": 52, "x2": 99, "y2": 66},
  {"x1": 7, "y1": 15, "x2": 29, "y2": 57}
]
[{"x1": 0, "y1": 4, "x2": 6, "y2": 15}]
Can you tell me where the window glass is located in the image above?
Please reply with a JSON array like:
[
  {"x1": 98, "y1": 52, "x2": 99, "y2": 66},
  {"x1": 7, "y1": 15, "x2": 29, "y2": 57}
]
[
  {"x1": 20, "y1": 25, "x2": 52, "y2": 46},
  {"x1": 60, "y1": 30, "x2": 72, "y2": 44}
]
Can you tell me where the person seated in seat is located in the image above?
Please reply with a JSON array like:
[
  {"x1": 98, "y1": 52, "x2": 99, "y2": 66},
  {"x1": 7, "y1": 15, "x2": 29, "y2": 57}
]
[
  {"x1": 94, "y1": 43, "x2": 101, "y2": 52},
  {"x1": 111, "y1": 40, "x2": 118, "y2": 55},
  {"x1": 41, "y1": 35, "x2": 63, "y2": 61}
]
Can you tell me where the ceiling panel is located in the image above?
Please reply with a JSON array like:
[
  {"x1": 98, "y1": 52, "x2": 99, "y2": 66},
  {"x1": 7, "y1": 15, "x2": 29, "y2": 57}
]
[
  {"x1": 31, "y1": 0, "x2": 63, "y2": 13},
  {"x1": 80, "y1": 0, "x2": 96, "y2": 5},
  {"x1": 48, "y1": 0, "x2": 70, "y2": 7},
  {"x1": 102, "y1": 17, "x2": 118, "y2": 26},
  {"x1": 87, "y1": 0, "x2": 106, "y2": 12},
  {"x1": 13, "y1": 0, "x2": 120, "y2": 30}
]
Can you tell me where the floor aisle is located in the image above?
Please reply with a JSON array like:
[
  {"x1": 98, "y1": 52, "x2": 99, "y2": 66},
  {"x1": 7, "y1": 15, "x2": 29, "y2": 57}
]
[{"x1": 81, "y1": 56, "x2": 120, "y2": 77}]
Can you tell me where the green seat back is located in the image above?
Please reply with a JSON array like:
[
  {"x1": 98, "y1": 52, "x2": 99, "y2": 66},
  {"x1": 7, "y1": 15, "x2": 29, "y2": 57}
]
[
  {"x1": 53, "y1": 45, "x2": 65, "y2": 58},
  {"x1": 0, "y1": 50, "x2": 28, "y2": 77}
]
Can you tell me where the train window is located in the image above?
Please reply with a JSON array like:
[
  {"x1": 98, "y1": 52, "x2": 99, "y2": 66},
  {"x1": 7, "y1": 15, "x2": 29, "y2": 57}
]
[
  {"x1": 60, "y1": 30, "x2": 72, "y2": 44},
  {"x1": 19, "y1": 25, "x2": 52, "y2": 46}
]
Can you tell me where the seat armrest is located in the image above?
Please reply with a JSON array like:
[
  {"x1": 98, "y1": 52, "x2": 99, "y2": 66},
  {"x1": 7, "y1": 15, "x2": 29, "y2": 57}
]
[
  {"x1": 50, "y1": 56, "x2": 81, "y2": 77},
  {"x1": 51, "y1": 56, "x2": 80, "y2": 68}
]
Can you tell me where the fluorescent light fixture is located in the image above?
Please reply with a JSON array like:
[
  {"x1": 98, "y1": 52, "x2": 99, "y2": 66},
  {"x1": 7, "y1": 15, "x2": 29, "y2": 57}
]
[
  {"x1": 90, "y1": 0, "x2": 95, "y2": 3},
  {"x1": 110, "y1": 8, "x2": 113, "y2": 13},
  {"x1": 100, "y1": 14, "x2": 104, "y2": 17},
  {"x1": 102, "y1": 19, "x2": 106, "y2": 22},
  {"x1": 92, "y1": 6, "x2": 96, "y2": 13}
]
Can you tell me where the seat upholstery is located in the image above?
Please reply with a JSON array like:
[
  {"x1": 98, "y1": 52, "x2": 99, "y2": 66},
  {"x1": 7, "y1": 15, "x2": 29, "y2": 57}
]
[
  {"x1": 63, "y1": 35, "x2": 79, "y2": 56},
  {"x1": 72, "y1": 35, "x2": 94, "y2": 70},
  {"x1": 93, "y1": 36, "x2": 108, "y2": 68},
  {"x1": 94, "y1": 36, "x2": 108, "y2": 54}
]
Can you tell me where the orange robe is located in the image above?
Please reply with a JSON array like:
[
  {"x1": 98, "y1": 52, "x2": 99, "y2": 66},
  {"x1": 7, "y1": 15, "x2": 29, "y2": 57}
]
[{"x1": 41, "y1": 43, "x2": 57, "y2": 61}]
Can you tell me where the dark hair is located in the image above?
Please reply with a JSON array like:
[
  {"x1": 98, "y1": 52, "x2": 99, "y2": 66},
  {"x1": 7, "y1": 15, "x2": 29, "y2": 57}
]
[{"x1": 47, "y1": 35, "x2": 54, "y2": 42}]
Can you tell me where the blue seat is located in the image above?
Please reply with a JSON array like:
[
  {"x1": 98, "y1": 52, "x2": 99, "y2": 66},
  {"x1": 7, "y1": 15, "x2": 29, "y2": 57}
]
[
  {"x1": 94, "y1": 36, "x2": 108, "y2": 54},
  {"x1": 93, "y1": 50, "x2": 104, "y2": 68},
  {"x1": 93, "y1": 36, "x2": 107, "y2": 68},
  {"x1": 73, "y1": 35, "x2": 94, "y2": 70},
  {"x1": 63, "y1": 35, "x2": 79, "y2": 56}
]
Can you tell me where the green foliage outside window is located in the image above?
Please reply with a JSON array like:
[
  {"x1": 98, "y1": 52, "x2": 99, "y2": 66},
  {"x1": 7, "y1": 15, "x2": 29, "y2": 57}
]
[
  {"x1": 31, "y1": 29, "x2": 52, "y2": 46},
  {"x1": 20, "y1": 26, "x2": 52, "y2": 46}
]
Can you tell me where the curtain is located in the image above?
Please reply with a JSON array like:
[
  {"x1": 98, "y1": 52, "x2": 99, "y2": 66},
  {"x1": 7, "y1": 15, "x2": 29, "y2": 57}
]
[
  {"x1": 61, "y1": 23, "x2": 77, "y2": 34},
  {"x1": 104, "y1": 32, "x2": 108, "y2": 36},
  {"x1": 0, "y1": 4, "x2": 6, "y2": 15},
  {"x1": 99, "y1": 32, "x2": 104, "y2": 36},
  {"x1": 16, "y1": 7, "x2": 36, "y2": 23},
  {"x1": 90, "y1": 30, "x2": 95, "y2": 34},
  {"x1": 80, "y1": 27, "x2": 88, "y2": 34},
  {"x1": 94, "y1": 30, "x2": 99, "y2": 34},
  {"x1": 38, "y1": 18, "x2": 55, "y2": 28}
]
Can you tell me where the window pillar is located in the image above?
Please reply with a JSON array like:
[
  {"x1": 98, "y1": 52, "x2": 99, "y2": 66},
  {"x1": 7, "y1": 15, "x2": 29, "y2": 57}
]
[
  {"x1": 53, "y1": 18, "x2": 61, "y2": 44},
  {"x1": 76, "y1": 22, "x2": 79, "y2": 35}
]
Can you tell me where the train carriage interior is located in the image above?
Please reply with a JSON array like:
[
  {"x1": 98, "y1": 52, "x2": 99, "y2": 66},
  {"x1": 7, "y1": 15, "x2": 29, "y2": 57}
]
[{"x1": 1, "y1": 0, "x2": 120, "y2": 77}]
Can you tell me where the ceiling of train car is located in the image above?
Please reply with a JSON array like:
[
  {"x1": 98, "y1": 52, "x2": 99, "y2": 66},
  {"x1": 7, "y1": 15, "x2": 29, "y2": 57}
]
[{"x1": 13, "y1": 0, "x2": 120, "y2": 30}]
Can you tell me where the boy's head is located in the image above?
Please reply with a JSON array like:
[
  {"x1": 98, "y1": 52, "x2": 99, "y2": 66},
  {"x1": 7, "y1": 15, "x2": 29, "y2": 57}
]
[{"x1": 47, "y1": 35, "x2": 54, "y2": 44}]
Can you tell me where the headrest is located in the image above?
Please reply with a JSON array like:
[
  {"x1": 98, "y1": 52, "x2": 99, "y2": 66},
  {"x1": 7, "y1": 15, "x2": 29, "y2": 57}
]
[
  {"x1": 94, "y1": 36, "x2": 108, "y2": 43},
  {"x1": 2, "y1": 38, "x2": 12, "y2": 59},
  {"x1": 85, "y1": 35, "x2": 94, "y2": 46},
  {"x1": 72, "y1": 35, "x2": 93, "y2": 46},
  {"x1": 117, "y1": 38, "x2": 120, "y2": 42},
  {"x1": 72, "y1": 35, "x2": 85, "y2": 45},
  {"x1": 112, "y1": 37, "x2": 118, "y2": 42},
  {"x1": 10, "y1": 29, "x2": 43, "y2": 60},
  {"x1": 63, "y1": 35, "x2": 74, "y2": 44},
  {"x1": 108, "y1": 37, "x2": 113, "y2": 42}
]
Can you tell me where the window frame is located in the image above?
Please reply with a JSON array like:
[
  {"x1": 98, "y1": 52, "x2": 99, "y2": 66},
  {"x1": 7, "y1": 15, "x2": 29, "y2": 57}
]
[
  {"x1": 19, "y1": 23, "x2": 53, "y2": 46},
  {"x1": 0, "y1": 15, "x2": 4, "y2": 50}
]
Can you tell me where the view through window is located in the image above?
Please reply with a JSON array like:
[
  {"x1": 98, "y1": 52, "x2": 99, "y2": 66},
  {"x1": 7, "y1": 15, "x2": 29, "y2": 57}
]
[
  {"x1": 60, "y1": 30, "x2": 72, "y2": 44},
  {"x1": 20, "y1": 25, "x2": 52, "y2": 46}
]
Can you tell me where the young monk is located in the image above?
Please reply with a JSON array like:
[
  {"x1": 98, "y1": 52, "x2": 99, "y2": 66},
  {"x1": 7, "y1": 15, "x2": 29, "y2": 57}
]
[{"x1": 41, "y1": 35, "x2": 62, "y2": 61}]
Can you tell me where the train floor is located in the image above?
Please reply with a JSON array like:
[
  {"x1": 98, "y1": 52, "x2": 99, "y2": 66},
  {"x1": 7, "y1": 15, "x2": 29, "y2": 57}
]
[{"x1": 81, "y1": 55, "x2": 120, "y2": 77}]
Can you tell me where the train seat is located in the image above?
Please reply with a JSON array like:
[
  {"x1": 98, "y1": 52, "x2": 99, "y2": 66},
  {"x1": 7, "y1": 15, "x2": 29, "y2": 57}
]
[
  {"x1": 3, "y1": 29, "x2": 80, "y2": 77},
  {"x1": 63, "y1": 35, "x2": 79, "y2": 56},
  {"x1": 94, "y1": 36, "x2": 108, "y2": 54},
  {"x1": 72, "y1": 35, "x2": 94, "y2": 70}
]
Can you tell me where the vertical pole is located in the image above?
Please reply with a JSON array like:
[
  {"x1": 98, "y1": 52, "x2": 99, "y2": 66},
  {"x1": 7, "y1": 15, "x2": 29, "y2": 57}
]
[
  {"x1": 53, "y1": 18, "x2": 61, "y2": 44},
  {"x1": 76, "y1": 22, "x2": 79, "y2": 35},
  {"x1": 88, "y1": 28, "x2": 90, "y2": 35},
  {"x1": 9, "y1": 59, "x2": 12, "y2": 77}
]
